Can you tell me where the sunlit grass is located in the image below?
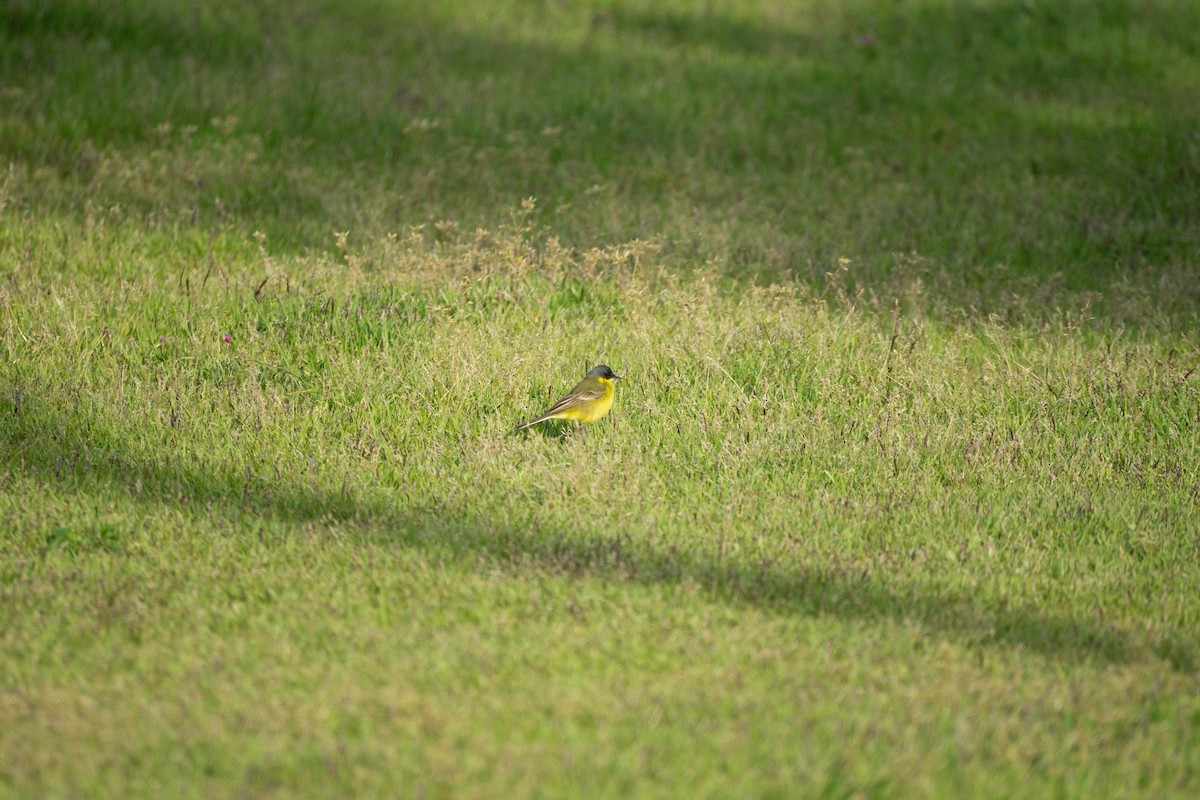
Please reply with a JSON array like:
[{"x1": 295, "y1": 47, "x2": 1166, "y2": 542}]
[
  {"x1": 2, "y1": 0, "x2": 1199, "y2": 797},
  {"x1": 3, "y1": 212, "x2": 1198, "y2": 797}
]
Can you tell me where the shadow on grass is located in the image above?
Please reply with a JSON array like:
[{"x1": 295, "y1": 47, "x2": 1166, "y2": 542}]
[
  {"x1": 4, "y1": 0, "x2": 1199, "y2": 306},
  {"x1": 4, "y1": 398, "x2": 1194, "y2": 675},
  {"x1": 514, "y1": 420, "x2": 592, "y2": 441}
]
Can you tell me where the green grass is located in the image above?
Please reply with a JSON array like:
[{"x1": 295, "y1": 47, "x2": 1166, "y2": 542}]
[
  {"x1": 2, "y1": 0, "x2": 1200, "y2": 797},
  {"x1": 5, "y1": 0, "x2": 1200, "y2": 298}
]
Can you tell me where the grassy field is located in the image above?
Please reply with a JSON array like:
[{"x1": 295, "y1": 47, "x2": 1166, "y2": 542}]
[{"x1": 2, "y1": 0, "x2": 1199, "y2": 797}]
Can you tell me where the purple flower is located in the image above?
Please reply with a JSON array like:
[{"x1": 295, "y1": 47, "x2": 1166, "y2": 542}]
[{"x1": 223, "y1": 333, "x2": 232, "y2": 344}]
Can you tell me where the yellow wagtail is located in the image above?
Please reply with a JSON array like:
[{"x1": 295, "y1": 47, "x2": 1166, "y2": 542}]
[{"x1": 517, "y1": 364, "x2": 622, "y2": 430}]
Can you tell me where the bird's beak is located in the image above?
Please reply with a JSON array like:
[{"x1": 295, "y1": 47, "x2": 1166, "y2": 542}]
[{"x1": 613, "y1": 373, "x2": 623, "y2": 381}]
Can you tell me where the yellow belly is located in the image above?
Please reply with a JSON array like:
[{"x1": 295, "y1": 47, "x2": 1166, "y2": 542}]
[{"x1": 553, "y1": 385, "x2": 614, "y2": 424}]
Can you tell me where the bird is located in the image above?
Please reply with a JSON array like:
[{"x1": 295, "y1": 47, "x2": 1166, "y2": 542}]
[{"x1": 517, "y1": 364, "x2": 622, "y2": 430}]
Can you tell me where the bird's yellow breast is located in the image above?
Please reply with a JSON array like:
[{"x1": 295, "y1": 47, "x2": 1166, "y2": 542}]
[{"x1": 555, "y1": 378, "x2": 615, "y2": 424}]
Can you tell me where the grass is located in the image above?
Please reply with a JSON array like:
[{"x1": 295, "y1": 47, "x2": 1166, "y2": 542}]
[
  {"x1": 2, "y1": 0, "x2": 1200, "y2": 797},
  {"x1": 5, "y1": 0, "x2": 1200, "y2": 297}
]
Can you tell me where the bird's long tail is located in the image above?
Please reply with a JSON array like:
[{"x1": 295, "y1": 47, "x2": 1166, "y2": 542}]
[{"x1": 516, "y1": 414, "x2": 554, "y2": 431}]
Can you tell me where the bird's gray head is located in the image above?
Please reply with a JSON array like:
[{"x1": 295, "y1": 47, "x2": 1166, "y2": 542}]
[{"x1": 587, "y1": 364, "x2": 621, "y2": 380}]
